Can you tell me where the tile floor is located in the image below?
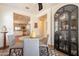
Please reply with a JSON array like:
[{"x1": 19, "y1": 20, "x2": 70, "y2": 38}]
[
  {"x1": 0, "y1": 47, "x2": 67, "y2": 56},
  {"x1": 50, "y1": 50, "x2": 67, "y2": 56}
]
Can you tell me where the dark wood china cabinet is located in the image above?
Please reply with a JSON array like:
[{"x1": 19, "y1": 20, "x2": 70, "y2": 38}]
[{"x1": 54, "y1": 4, "x2": 78, "y2": 56}]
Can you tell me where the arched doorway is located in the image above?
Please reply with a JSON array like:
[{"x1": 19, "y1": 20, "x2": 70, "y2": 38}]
[{"x1": 54, "y1": 4, "x2": 78, "y2": 56}]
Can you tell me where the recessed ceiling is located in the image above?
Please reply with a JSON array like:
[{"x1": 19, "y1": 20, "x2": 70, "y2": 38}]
[{"x1": 0, "y1": 3, "x2": 61, "y2": 14}]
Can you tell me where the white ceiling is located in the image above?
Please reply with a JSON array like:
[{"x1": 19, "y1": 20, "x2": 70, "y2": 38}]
[{"x1": 0, "y1": 3, "x2": 61, "y2": 14}]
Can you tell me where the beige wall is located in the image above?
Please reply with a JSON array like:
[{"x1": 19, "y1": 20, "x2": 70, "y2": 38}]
[
  {"x1": 0, "y1": 5, "x2": 32, "y2": 47},
  {"x1": 38, "y1": 15, "x2": 47, "y2": 37},
  {"x1": 0, "y1": 5, "x2": 32, "y2": 34}
]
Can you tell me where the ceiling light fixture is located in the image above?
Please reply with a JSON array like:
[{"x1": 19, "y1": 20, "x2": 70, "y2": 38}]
[{"x1": 38, "y1": 3, "x2": 43, "y2": 11}]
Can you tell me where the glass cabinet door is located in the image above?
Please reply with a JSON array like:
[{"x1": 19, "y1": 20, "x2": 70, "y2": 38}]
[
  {"x1": 70, "y1": 8, "x2": 78, "y2": 55},
  {"x1": 58, "y1": 13, "x2": 69, "y2": 53},
  {"x1": 54, "y1": 4, "x2": 78, "y2": 56}
]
